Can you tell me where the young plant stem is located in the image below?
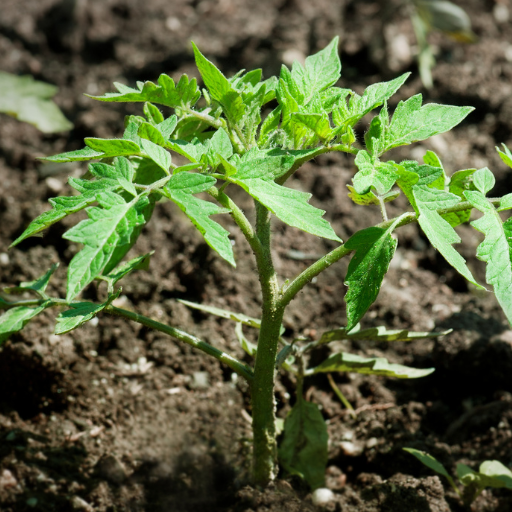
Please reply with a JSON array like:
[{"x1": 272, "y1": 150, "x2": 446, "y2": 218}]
[
  {"x1": 251, "y1": 201, "x2": 285, "y2": 487},
  {"x1": 105, "y1": 305, "x2": 254, "y2": 381},
  {"x1": 327, "y1": 373, "x2": 356, "y2": 418}
]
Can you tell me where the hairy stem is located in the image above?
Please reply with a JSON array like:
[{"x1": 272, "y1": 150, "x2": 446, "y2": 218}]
[
  {"x1": 105, "y1": 305, "x2": 254, "y2": 381},
  {"x1": 251, "y1": 201, "x2": 284, "y2": 487}
]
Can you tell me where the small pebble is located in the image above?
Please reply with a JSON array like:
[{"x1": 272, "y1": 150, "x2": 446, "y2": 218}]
[
  {"x1": 94, "y1": 455, "x2": 127, "y2": 485},
  {"x1": 46, "y1": 177, "x2": 64, "y2": 193},
  {"x1": 311, "y1": 488, "x2": 335, "y2": 507},
  {"x1": 71, "y1": 496, "x2": 94, "y2": 511},
  {"x1": 0, "y1": 469, "x2": 18, "y2": 490},
  {"x1": 339, "y1": 441, "x2": 363, "y2": 456},
  {"x1": 0, "y1": 253, "x2": 9, "y2": 266}
]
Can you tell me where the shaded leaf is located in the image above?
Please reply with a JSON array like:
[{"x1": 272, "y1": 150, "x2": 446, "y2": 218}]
[
  {"x1": 310, "y1": 352, "x2": 434, "y2": 379},
  {"x1": 317, "y1": 324, "x2": 451, "y2": 345},
  {"x1": 403, "y1": 448, "x2": 454, "y2": 482},
  {"x1": 104, "y1": 252, "x2": 153, "y2": 286},
  {"x1": 178, "y1": 299, "x2": 261, "y2": 328},
  {"x1": 278, "y1": 397, "x2": 328, "y2": 490}
]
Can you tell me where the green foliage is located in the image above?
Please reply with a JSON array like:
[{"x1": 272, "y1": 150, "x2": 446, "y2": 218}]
[
  {"x1": 3, "y1": 39, "x2": 512, "y2": 491},
  {"x1": 0, "y1": 71, "x2": 72, "y2": 133},
  {"x1": 404, "y1": 448, "x2": 512, "y2": 504},
  {"x1": 278, "y1": 395, "x2": 328, "y2": 490},
  {"x1": 310, "y1": 352, "x2": 434, "y2": 379}
]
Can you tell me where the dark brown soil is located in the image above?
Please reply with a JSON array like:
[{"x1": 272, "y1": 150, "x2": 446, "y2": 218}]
[{"x1": 1, "y1": 0, "x2": 512, "y2": 510}]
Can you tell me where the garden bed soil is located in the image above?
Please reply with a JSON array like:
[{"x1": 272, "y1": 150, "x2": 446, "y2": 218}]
[{"x1": 1, "y1": 0, "x2": 512, "y2": 510}]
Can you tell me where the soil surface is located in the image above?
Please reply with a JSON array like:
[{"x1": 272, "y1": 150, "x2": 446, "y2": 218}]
[{"x1": 1, "y1": 0, "x2": 512, "y2": 510}]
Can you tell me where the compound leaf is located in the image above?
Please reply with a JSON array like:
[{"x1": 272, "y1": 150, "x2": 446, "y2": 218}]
[
  {"x1": 317, "y1": 325, "x2": 451, "y2": 345},
  {"x1": 11, "y1": 195, "x2": 96, "y2": 247},
  {"x1": 192, "y1": 43, "x2": 245, "y2": 124},
  {"x1": 311, "y1": 352, "x2": 434, "y2": 379},
  {"x1": 278, "y1": 397, "x2": 328, "y2": 490},
  {"x1": 63, "y1": 192, "x2": 150, "y2": 301},
  {"x1": 0, "y1": 304, "x2": 50, "y2": 344},
  {"x1": 413, "y1": 185, "x2": 481, "y2": 289},
  {"x1": 88, "y1": 73, "x2": 201, "y2": 109},
  {"x1": 353, "y1": 150, "x2": 398, "y2": 195},
  {"x1": 104, "y1": 252, "x2": 153, "y2": 286},
  {"x1": 163, "y1": 173, "x2": 235, "y2": 266},
  {"x1": 344, "y1": 216, "x2": 404, "y2": 330},
  {"x1": 3, "y1": 264, "x2": 59, "y2": 297},
  {"x1": 291, "y1": 37, "x2": 341, "y2": 102},
  {"x1": 382, "y1": 96, "x2": 473, "y2": 153},
  {"x1": 231, "y1": 177, "x2": 341, "y2": 241},
  {"x1": 464, "y1": 189, "x2": 512, "y2": 324},
  {"x1": 347, "y1": 73, "x2": 410, "y2": 126}
]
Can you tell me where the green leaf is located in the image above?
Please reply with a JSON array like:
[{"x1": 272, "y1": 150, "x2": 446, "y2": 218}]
[
  {"x1": 311, "y1": 352, "x2": 434, "y2": 378},
  {"x1": 104, "y1": 252, "x2": 153, "y2": 286},
  {"x1": 347, "y1": 185, "x2": 400, "y2": 206},
  {"x1": 0, "y1": 304, "x2": 50, "y2": 344},
  {"x1": 63, "y1": 192, "x2": 150, "y2": 301},
  {"x1": 479, "y1": 461, "x2": 512, "y2": 490},
  {"x1": 55, "y1": 290, "x2": 121, "y2": 335},
  {"x1": 403, "y1": 448, "x2": 455, "y2": 483},
  {"x1": 317, "y1": 324, "x2": 451, "y2": 345},
  {"x1": 3, "y1": 264, "x2": 59, "y2": 297},
  {"x1": 143, "y1": 102, "x2": 164, "y2": 124},
  {"x1": 382, "y1": 96, "x2": 473, "y2": 153},
  {"x1": 85, "y1": 138, "x2": 141, "y2": 157},
  {"x1": 291, "y1": 37, "x2": 341, "y2": 101},
  {"x1": 472, "y1": 167, "x2": 495, "y2": 195},
  {"x1": 230, "y1": 177, "x2": 341, "y2": 241},
  {"x1": 140, "y1": 139, "x2": 172, "y2": 173},
  {"x1": 278, "y1": 397, "x2": 328, "y2": 490},
  {"x1": 42, "y1": 146, "x2": 104, "y2": 163},
  {"x1": 236, "y1": 148, "x2": 295, "y2": 181},
  {"x1": 344, "y1": 216, "x2": 404, "y2": 330},
  {"x1": 291, "y1": 112, "x2": 332, "y2": 141},
  {"x1": 192, "y1": 43, "x2": 245, "y2": 124},
  {"x1": 443, "y1": 168, "x2": 477, "y2": 226},
  {"x1": 353, "y1": 150, "x2": 398, "y2": 195},
  {"x1": 497, "y1": 144, "x2": 512, "y2": 169},
  {"x1": 235, "y1": 322, "x2": 257, "y2": 356},
  {"x1": 138, "y1": 122, "x2": 168, "y2": 147},
  {"x1": 88, "y1": 74, "x2": 201, "y2": 109},
  {"x1": 394, "y1": 159, "x2": 445, "y2": 212},
  {"x1": 11, "y1": 195, "x2": 96, "y2": 247},
  {"x1": 499, "y1": 194, "x2": 512, "y2": 212},
  {"x1": 178, "y1": 299, "x2": 261, "y2": 328},
  {"x1": 464, "y1": 189, "x2": 512, "y2": 324},
  {"x1": 163, "y1": 174, "x2": 235, "y2": 265},
  {"x1": 0, "y1": 71, "x2": 73, "y2": 133},
  {"x1": 413, "y1": 185, "x2": 482, "y2": 289},
  {"x1": 258, "y1": 106, "x2": 282, "y2": 148},
  {"x1": 347, "y1": 74, "x2": 410, "y2": 127}
]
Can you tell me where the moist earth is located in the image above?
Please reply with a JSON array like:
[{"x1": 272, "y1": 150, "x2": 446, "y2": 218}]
[{"x1": 1, "y1": 0, "x2": 512, "y2": 510}]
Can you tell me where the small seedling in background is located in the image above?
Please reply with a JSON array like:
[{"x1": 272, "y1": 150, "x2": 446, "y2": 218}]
[
  {"x1": 404, "y1": 448, "x2": 512, "y2": 506},
  {"x1": 0, "y1": 72, "x2": 72, "y2": 133},
  {"x1": 410, "y1": 0, "x2": 477, "y2": 88},
  {"x1": 2, "y1": 38, "x2": 512, "y2": 490}
]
